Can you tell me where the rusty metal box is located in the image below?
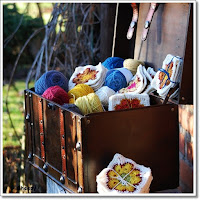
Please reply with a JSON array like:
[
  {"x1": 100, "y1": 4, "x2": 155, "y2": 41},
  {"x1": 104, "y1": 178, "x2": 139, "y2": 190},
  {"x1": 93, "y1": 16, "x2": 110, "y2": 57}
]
[{"x1": 24, "y1": 3, "x2": 193, "y2": 193}]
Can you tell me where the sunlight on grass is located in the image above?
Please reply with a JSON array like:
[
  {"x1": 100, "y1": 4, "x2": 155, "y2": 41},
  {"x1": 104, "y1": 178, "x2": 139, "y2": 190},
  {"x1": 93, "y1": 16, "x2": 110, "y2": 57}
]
[{"x1": 3, "y1": 80, "x2": 34, "y2": 147}]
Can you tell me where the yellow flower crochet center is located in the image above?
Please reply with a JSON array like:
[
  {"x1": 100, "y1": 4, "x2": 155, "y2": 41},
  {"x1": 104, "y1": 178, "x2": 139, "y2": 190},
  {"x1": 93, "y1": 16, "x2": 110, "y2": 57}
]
[{"x1": 106, "y1": 163, "x2": 142, "y2": 192}]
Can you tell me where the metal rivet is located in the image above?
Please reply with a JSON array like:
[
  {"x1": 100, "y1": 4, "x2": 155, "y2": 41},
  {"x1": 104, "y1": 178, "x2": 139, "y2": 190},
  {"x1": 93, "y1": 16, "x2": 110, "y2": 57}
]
[
  {"x1": 63, "y1": 171, "x2": 65, "y2": 174},
  {"x1": 40, "y1": 120, "x2": 43, "y2": 123},
  {"x1": 39, "y1": 99, "x2": 42, "y2": 102},
  {"x1": 76, "y1": 142, "x2": 81, "y2": 151},
  {"x1": 171, "y1": 108, "x2": 175, "y2": 112},
  {"x1": 40, "y1": 132, "x2": 44, "y2": 135},
  {"x1": 78, "y1": 187, "x2": 82, "y2": 193},
  {"x1": 29, "y1": 94, "x2": 32, "y2": 97},
  {"x1": 60, "y1": 175, "x2": 65, "y2": 184},
  {"x1": 26, "y1": 114, "x2": 30, "y2": 121},
  {"x1": 43, "y1": 163, "x2": 48, "y2": 172},
  {"x1": 62, "y1": 135, "x2": 65, "y2": 138},
  {"x1": 181, "y1": 97, "x2": 185, "y2": 101},
  {"x1": 42, "y1": 157, "x2": 45, "y2": 160},
  {"x1": 74, "y1": 148, "x2": 76, "y2": 151},
  {"x1": 62, "y1": 146, "x2": 65, "y2": 149},
  {"x1": 28, "y1": 153, "x2": 33, "y2": 161},
  {"x1": 25, "y1": 93, "x2": 28, "y2": 96},
  {"x1": 87, "y1": 119, "x2": 90, "y2": 124},
  {"x1": 31, "y1": 123, "x2": 33, "y2": 126},
  {"x1": 42, "y1": 142, "x2": 44, "y2": 145},
  {"x1": 63, "y1": 155, "x2": 66, "y2": 159}
]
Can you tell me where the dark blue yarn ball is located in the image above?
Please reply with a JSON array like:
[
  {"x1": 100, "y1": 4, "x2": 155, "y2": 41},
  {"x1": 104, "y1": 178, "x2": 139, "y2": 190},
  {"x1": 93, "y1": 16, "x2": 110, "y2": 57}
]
[
  {"x1": 104, "y1": 70, "x2": 127, "y2": 92},
  {"x1": 62, "y1": 104, "x2": 83, "y2": 115},
  {"x1": 35, "y1": 70, "x2": 69, "y2": 95},
  {"x1": 102, "y1": 57, "x2": 124, "y2": 70}
]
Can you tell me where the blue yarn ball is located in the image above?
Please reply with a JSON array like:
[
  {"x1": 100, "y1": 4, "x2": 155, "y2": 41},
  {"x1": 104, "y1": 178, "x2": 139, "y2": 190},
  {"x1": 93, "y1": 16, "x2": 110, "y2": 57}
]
[
  {"x1": 104, "y1": 70, "x2": 127, "y2": 92},
  {"x1": 62, "y1": 104, "x2": 83, "y2": 115},
  {"x1": 35, "y1": 70, "x2": 68, "y2": 95},
  {"x1": 102, "y1": 57, "x2": 124, "y2": 70}
]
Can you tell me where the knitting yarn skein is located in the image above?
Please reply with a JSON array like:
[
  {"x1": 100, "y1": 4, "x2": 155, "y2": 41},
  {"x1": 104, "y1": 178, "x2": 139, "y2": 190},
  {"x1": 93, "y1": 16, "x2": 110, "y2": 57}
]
[
  {"x1": 123, "y1": 59, "x2": 145, "y2": 75},
  {"x1": 68, "y1": 84, "x2": 94, "y2": 104},
  {"x1": 75, "y1": 93, "x2": 104, "y2": 115},
  {"x1": 95, "y1": 86, "x2": 115, "y2": 107},
  {"x1": 42, "y1": 85, "x2": 69, "y2": 105},
  {"x1": 62, "y1": 104, "x2": 83, "y2": 115},
  {"x1": 102, "y1": 57, "x2": 124, "y2": 70},
  {"x1": 104, "y1": 68, "x2": 133, "y2": 92},
  {"x1": 35, "y1": 70, "x2": 68, "y2": 95}
]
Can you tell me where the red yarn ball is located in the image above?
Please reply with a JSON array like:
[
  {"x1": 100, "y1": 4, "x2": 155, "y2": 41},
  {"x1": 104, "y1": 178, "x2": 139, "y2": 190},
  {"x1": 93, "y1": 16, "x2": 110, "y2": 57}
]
[{"x1": 42, "y1": 85, "x2": 69, "y2": 105}]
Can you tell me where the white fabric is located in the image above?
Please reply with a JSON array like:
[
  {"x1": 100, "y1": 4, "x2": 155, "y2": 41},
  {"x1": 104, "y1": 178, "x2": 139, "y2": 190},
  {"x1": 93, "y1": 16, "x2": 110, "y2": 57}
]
[{"x1": 47, "y1": 177, "x2": 67, "y2": 194}]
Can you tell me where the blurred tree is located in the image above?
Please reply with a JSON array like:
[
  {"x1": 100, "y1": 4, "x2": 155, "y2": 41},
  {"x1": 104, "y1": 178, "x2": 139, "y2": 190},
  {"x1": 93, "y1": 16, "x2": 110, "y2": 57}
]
[{"x1": 3, "y1": 3, "x2": 44, "y2": 81}]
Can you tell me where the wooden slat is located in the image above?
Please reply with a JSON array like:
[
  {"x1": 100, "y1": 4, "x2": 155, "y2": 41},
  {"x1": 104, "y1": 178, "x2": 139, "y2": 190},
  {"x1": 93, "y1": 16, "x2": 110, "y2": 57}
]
[
  {"x1": 43, "y1": 100, "x2": 62, "y2": 172},
  {"x1": 134, "y1": 3, "x2": 190, "y2": 67},
  {"x1": 64, "y1": 111, "x2": 78, "y2": 190}
]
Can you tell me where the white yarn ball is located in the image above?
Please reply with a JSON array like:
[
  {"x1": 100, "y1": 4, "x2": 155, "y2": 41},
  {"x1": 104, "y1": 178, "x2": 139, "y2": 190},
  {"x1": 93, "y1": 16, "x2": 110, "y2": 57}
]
[{"x1": 95, "y1": 86, "x2": 115, "y2": 107}]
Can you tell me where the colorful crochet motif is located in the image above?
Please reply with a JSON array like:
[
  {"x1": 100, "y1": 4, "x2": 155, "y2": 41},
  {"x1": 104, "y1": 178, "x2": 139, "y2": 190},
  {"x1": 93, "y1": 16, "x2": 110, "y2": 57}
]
[
  {"x1": 114, "y1": 98, "x2": 144, "y2": 110},
  {"x1": 96, "y1": 153, "x2": 153, "y2": 194},
  {"x1": 73, "y1": 68, "x2": 99, "y2": 85},
  {"x1": 106, "y1": 163, "x2": 142, "y2": 192},
  {"x1": 158, "y1": 61, "x2": 173, "y2": 89}
]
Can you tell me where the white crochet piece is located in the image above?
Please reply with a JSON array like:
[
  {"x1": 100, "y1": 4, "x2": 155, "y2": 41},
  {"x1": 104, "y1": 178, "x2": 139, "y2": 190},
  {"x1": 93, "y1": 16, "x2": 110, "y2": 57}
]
[
  {"x1": 147, "y1": 67, "x2": 156, "y2": 81},
  {"x1": 96, "y1": 153, "x2": 153, "y2": 194},
  {"x1": 68, "y1": 62, "x2": 108, "y2": 91},
  {"x1": 151, "y1": 54, "x2": 183, "y2": 98},
  {"x1": 119, "y1": 65, "x2": 147, "y2": 94},
  {"x1": 108, "y1": 93, "x2": 150, "y2": 111}
]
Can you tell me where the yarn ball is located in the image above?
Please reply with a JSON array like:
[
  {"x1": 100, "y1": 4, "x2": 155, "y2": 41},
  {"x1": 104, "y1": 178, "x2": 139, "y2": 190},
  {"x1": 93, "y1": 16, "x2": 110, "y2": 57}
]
[
  {"x1": 35, "y1": 70, "x2": 69, "y2": 95},
  {"x1": 75, "y1": 93, "x2": 104, "y2": 115},
  {"x1": 95, "y1": 86, "x2": 115, "y2": 107},
  {"x1": 62, "y1": 104, "x2": 83, "y2": 115},
  {"x1": 68, "y1": 84, "x2": 94, "y2": 104},
  {"x1": 104, "y1": 68, "x2": 133, "y2": 92},
  {"x1": 42, "y1": 86, "x2": 69, "y2": 105},
  {"x1": 123, "y1": 59, "x2": 145, "y2": 75},
  {"x1": 102, "y1": 57, "x2": 124, "y2": 70}
]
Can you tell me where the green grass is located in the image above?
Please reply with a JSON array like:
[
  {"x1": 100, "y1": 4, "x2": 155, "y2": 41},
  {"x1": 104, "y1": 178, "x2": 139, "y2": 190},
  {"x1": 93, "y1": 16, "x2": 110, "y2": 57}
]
[{"x1": 3, "y1": 80, "x2": 34, "y2": 147}]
